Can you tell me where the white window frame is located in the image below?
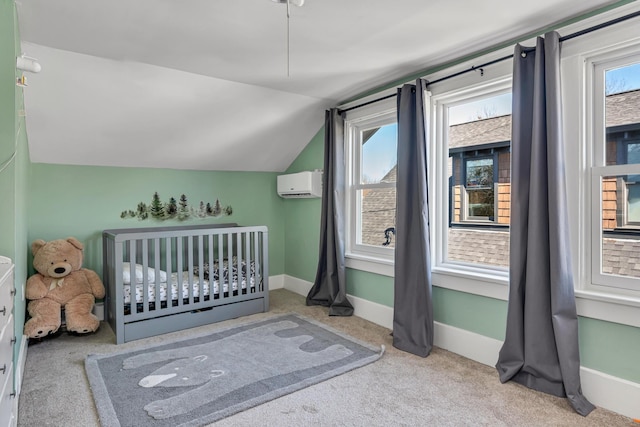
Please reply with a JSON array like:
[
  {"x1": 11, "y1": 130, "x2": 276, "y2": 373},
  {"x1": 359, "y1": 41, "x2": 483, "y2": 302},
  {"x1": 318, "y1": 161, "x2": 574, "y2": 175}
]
[
  {"x1": 430, "y1": 77, "x2": 512, "y2": 294},
  {"x1": 344, "y1": 97, "x2": 397, "y2": 273},
  {"x1": 587, "y1": 49, "x2": 640, "y2": 297},
  {"x1": 560, "y1": 9, "x2": 640, "y2": 327}
]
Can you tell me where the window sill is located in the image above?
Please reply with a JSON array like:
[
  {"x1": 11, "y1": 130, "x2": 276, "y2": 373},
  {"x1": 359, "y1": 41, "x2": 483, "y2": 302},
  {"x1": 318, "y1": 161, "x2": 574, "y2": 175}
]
[
  {"x1": 345, "y1": 253, "x2": 394, "y2": 277},
  {"x1": 575, "y1": 289, "x2": 640, "y2": 327},
  {"x1": 432, "y1": 265, "x2": 509, "y2": 300},
  {"x1": 345, "y1": 254, "x2": 510, "y2": 297},
  {"x1": 450, "y1": 222, "x2": 509, "y2": 230}
]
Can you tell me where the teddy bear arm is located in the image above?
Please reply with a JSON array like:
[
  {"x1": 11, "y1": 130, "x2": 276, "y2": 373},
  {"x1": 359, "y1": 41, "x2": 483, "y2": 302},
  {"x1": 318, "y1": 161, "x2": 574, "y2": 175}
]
[
  {"x1": 82, "y1": 268, "x2": 106, "y2": 299},
  {"x1": 25, "y1": 274, "x2": 49, "y2": 300}
]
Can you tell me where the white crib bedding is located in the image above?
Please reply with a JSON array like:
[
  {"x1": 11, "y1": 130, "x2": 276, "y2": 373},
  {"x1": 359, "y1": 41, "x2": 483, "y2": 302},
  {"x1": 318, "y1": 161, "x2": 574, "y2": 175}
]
[
  {"x1": 122, "y1": 269, "x2": 256, "y2": 304},
  {"x1": 122, "y1": 262, "x2": 167, "y2": 285}
]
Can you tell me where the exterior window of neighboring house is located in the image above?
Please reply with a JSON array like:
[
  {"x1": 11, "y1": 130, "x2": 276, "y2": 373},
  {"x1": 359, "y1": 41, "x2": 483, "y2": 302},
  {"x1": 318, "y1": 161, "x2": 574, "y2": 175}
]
[
  {"x1": 344, "y1": 99, "x2": 397, "y2": 263},
  {"x1": 464, "y1": 157, "x2": 495, "y2": 219},
  {"x1": 434, "y1": 84, "x2": 512, "y2": 272},
  {"x1": 591, "y1": 56, "x2": 640, "y2": 294},
  {"x1": 449, "y1": 141, "x2": 511, "y2": 224},
  {"x1": 624, "y1": 141, "x2": 640, "y2": 224}
]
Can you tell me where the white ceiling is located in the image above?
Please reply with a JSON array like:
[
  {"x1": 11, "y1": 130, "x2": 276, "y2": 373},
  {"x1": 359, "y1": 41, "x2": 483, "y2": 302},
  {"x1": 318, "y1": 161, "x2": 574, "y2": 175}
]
[{"x1": 17, "y1": 0, "x2": 623, "y2": 172}]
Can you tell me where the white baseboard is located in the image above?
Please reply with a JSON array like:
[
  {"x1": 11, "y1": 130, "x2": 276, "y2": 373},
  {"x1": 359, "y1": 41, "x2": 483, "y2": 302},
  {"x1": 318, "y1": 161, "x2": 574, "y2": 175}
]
[
  {"x1": 282, "y1": 274, "x2": 394, "y2": 329},
  {"x1": 93, "y1": 302, "x2": 104, "y2": 321},
  {"x1": 349, "y1": 294, "x2": 394, "y2": 330},
  {"x1": 13, "y1": 335, "x2": 28, "y2": 427},
  {"x1": 282, "y1": 274, "x2": 640, "y2": 419},
  {"x1": 580, "y1": 367, "x2": 640, "y2": 419},
  {"x1": 269, "y1": 274, "x2": 285, "y2": 290},
  {"x1": 433, "y1": 322, "x2": 503, "y2": 367},
  {"x1": 283, "y1": 274, "x2": 313, "y2": 296},
  {"x1": 15, "y1": 335, "x2": 27, "y2": 395}
]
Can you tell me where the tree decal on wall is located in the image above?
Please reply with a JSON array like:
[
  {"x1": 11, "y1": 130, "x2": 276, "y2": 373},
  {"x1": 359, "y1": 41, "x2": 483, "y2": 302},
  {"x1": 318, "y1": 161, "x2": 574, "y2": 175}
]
[{"x1": 120, "y1": 192, "x2": 232, "y2": 221}]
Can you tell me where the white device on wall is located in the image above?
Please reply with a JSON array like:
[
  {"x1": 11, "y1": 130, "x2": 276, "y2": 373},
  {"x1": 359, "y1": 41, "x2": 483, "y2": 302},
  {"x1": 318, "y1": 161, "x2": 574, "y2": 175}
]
[
  {"x1": 277, "y1": 171, "x2": 322, "y2": 198},
  {"x1": 16, "y1": 55, "x2": 41, "y2": 73}
]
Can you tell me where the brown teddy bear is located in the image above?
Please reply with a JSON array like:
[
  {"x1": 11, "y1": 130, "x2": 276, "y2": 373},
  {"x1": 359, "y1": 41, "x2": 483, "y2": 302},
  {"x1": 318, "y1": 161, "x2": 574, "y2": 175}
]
[{"x1": 24, "y1": 237, "x2": 105, "y2": 339}]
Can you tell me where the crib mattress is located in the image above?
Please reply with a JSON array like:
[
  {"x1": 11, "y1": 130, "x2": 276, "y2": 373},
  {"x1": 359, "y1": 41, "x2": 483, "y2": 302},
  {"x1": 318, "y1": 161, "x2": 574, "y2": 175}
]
[{"x1": 123, "y1": 271, "x2": 255, "y2": 304}]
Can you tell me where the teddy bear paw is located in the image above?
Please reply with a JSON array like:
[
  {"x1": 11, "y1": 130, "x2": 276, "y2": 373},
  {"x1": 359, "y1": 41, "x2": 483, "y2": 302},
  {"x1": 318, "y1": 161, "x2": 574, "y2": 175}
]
[
  {"x1": 25, "y1": 321, "x2": 59, "y2": 339},
  {"x1": 66, "y1": 317, "x2": 100, "y2": 334}
]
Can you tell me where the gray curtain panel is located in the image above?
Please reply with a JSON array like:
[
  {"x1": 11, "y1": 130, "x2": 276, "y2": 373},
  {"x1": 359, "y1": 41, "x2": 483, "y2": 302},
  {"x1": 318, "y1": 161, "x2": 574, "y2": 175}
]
[
  {"x1": 392, "y1": 80, "x2": 434, "y2": 357},
  {"x1": 495, "y1": 32, "x2": 594, "y2": 416},
  {"x1": 306, "y1": 108, "x2": 354, "y2": 316}
]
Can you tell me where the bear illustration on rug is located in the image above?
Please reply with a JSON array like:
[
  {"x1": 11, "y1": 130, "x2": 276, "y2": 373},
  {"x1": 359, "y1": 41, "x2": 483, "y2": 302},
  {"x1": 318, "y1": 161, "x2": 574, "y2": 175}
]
[{"x1": 24, "y1": 237, "x2": 105, "y2": 339}]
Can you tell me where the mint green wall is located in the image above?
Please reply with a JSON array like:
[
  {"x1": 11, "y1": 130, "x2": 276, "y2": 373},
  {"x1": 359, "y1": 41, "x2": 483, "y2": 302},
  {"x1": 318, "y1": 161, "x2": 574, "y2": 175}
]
[
  {"x1": 27, "y1": 164, "x2": 285, "y2": 278},
  {"x1": 579, "y1": 317, "x2": 640, "y2": 383},
  {"x1": 283, "y1": 127, "x2": 324, "y2": 281},
  {"x1": 284, "y1": 124, "x2": 640, "y2": 385},
  {"x1": 0, "y1": 0, "x2": 17, "y2": 258},
  {"x1": 346, "y1": 269, "x2": 393, "y2": 305},
  {"x1": 1, "y1": 0, "x2": 29, "y2": 390},
  {"x1": 432, "y1": 287, "x2": 507, "y2": 340}
]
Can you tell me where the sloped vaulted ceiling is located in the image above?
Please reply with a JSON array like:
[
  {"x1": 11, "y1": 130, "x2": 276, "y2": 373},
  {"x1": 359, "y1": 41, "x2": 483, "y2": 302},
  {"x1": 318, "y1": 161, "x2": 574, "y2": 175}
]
[{"x1": 16, "y1": 0, "x2": 624, "y2": 172}]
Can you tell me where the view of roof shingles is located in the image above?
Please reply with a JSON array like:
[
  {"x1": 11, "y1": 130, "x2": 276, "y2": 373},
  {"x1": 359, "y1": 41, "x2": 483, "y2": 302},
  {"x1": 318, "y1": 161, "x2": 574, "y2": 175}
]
[
  {"x1": 448, "y1": 229, "x2": 510, "y2": 267},
  {"x1": 448, "y1": 114, "x2": 511, "y2": 149},
  {"x1": 361, "y1": 166, "x2": 396, "y2": 247},
  {"x1": 602, "y1": 238, "x2": 640, "y2": 276},
  {"x1": 448, "y1": 89, "x2": 640, "y2": 148},
  {"x1": 606, "y1": 89, "x2": 640, "y2": 127}
]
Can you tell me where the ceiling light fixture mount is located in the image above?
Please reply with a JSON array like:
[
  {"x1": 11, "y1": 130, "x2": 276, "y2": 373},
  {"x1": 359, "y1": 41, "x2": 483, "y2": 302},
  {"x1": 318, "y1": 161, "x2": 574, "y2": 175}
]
[
  {"x1": 271, "y1": 0, "x2": 305, "y2": 76},
  {"x1": 271, "y1": 0, "x2": 304, "y2": 6}
]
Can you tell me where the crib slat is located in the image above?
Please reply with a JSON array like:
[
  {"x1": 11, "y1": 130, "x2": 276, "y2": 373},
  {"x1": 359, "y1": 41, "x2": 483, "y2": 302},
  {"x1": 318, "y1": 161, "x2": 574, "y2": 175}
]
[
  {"x1": 218, "y1": 233, "x2": 224, "y2": 299},
  {"x1": 177, "y1": 236, "x2": 183, "y2": 308},
  {"x1": 208, "y1": 234, "x2": 214, "y2": 299},
  {"x1": 166, "y1": 236, "x2": 172, "y2": 309},
  {"x1": 236, "y1": 232, "x2": 242, "y2": 296},
  {"x1": 244, "y1": 231, "x2": 250, "y2": 294},
  {"x1": 227, "y1": 232, "x2": 233, "y2": 298},
  {"x1": 142, "y1": 239, "x2": 149, "y2": 313},
  {"x1": 153, "y1": 238, "x2": 160, "y2": 314},
  {"x1": 252, "y1": 231, "x2": 258, "y2": 292}
]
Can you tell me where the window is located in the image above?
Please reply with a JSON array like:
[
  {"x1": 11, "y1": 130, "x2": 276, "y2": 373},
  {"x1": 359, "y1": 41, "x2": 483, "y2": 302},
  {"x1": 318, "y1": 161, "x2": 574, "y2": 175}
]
[
  {"x1": 344, "y1": 98, "x2": 397, "y2": 263},
  {"x1": 465, "y1": 157, "x2": 495, "y2": 220},
  {"x1": 433, "y1": 83, "x2": 512, "y2": 273},
  {"x1": 590, "y1": 55, "x2": 640, "y2": 295}
]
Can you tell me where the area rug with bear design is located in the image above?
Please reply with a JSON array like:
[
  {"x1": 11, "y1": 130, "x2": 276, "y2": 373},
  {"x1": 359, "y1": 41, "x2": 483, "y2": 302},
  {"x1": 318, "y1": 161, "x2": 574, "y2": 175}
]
[{"x1": 85, "y1": 313, "x2": 384, "y2": 427}]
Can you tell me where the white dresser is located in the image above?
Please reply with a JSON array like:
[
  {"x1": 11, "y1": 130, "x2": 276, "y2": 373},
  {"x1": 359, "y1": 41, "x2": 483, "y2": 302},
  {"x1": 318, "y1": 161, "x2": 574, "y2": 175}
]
[{"x1": 0, "y1": 260, "x2": 15, "y2": 427}]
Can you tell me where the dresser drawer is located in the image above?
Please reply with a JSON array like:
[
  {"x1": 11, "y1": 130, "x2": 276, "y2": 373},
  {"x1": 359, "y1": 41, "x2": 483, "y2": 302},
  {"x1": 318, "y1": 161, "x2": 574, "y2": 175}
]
[
  {"x1": 0, "y1": 311, "x2": 13, "y2": 375},
  {"x1": 0, "y1": 263, "x2": 14, "y2": 385},
  {"x1": 0, "y1": 361, "x2": 14, "y2": 427}
]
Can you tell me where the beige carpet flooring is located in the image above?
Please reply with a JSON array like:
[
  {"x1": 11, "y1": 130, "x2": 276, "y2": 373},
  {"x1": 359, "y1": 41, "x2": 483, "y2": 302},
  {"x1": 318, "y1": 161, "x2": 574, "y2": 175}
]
[{"x1": 17, "y1": 289, "x2": 634, "y2": 426}]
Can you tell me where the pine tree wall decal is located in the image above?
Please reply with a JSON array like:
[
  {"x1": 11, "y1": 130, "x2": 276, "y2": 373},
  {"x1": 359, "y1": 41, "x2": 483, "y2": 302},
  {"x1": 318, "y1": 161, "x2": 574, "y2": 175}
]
[
  {"x1": 178, "y1": 194, "x2": 189, "y2": 220},
  {"x1": 150, "y1": 192, "x2": 165, "y2": 218},
  {"x1": 120, "y1": 193, "x2": 232, "y2": 221},
  {"x1": 166, "y1": 197, "x2": 178, "y2": 218}
]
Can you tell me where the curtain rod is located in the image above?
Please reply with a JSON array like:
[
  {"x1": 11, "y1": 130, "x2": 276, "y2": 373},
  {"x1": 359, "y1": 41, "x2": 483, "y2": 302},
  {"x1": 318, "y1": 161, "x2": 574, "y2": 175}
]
[{"x1": 338, "y1": 9, "x2": 640, "y2": 115}]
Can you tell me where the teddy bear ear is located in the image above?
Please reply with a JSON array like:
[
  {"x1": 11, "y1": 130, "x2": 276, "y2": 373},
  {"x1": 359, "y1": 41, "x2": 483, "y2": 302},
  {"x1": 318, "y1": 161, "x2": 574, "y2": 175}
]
[
  {"x1": 31, "y1": 239, "x2": 47, "y2": 256},
  {"x1": 66, "y1": 237, "x2": 84, "y2": 250}
]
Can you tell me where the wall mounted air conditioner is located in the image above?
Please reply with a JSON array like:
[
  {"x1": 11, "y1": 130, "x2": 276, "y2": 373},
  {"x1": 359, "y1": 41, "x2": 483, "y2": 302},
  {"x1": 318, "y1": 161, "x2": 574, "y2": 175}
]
[{"x1": 277, "y1": 171, "x2": 322, "y2": 198}]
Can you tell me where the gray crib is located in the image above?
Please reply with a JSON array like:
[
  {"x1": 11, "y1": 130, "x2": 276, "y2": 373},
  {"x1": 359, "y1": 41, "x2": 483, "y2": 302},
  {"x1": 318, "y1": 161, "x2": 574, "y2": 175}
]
[{"x1": 102, "y1": 224, "x2": 269, "y2": 344}]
